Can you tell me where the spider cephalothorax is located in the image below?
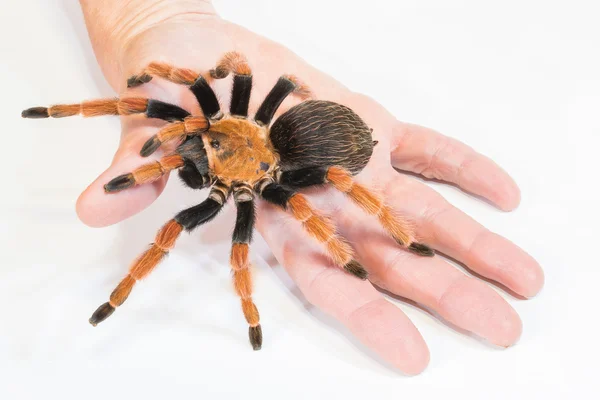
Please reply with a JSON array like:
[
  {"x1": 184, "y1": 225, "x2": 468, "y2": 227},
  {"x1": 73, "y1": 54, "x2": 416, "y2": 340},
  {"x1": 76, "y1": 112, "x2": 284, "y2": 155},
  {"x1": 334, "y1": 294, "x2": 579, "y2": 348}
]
[
  {"x1": 202, "y1": 117, "x2": 277, "y2": 185},
  {"x1": 22, "y1": 51, "x2": 434, "y2": 350}
]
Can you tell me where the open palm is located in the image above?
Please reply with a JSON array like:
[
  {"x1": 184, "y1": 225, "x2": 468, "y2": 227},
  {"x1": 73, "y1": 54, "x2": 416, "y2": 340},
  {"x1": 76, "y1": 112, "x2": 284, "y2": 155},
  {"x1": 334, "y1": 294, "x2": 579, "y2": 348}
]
[{"x1": 75, "y1": 10, "x2": 544, "y2": 374}]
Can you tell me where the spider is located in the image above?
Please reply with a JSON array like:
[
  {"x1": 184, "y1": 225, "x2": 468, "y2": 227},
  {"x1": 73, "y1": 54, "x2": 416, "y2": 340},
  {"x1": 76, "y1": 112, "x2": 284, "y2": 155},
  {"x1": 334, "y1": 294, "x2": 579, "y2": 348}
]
[{"x1": 22, "y1": 51, "x2": 434, "y2": 350}]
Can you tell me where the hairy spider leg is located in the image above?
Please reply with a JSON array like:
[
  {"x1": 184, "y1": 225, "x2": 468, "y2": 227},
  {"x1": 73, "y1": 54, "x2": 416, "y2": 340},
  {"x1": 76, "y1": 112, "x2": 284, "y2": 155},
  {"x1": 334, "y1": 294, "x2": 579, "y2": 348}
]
[
  {"x1": 178, "y1": 160, "x2": 212, "y2": 189},
  {"x1": 21, "y1": 95, "x2": 207, "y2": 159},
  {"x1": 255, "y1": 179, "x2": 368, "y2": 279},
  {"x1": 254, "y1": 75, "x2": 313, "y2": 126},
  {"x1": 230, "y1": 184, "x2": 263, "y2": 350},
  {"x1": 140, "y1": 116, "x2": 209, "y2": 157},
  {"x1": 175, "y1": 136, "x2": 213, "y2": 190},
  {"x1": 103, "y1": 153, "x2": 185, "y2": 193},
  {"x1": 127, "y1": 63, "x2": 221, "y2": 120},
  {"x1": 107, "y1": 135, "x2": 212, "y2": 193},
  {"x1": 22, "y1": 98, "x2": 190, "y2": 122},
  {"x1": 278, "y1": 166, "x2": 435, "y2": 256},
  {"x1": 89, "y1": 183, "x2": 228, "y2": 326},
  {"x1": 209, "y1": 51, "x2": 253, "y2": 118}
]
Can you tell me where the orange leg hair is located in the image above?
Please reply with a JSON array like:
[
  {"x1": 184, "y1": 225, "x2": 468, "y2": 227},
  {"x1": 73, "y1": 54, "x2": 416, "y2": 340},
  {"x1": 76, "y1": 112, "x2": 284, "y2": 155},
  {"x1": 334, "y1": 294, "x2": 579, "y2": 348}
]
[
  {"x1": 288, "y1": 194, "x2": 367, "y2": 278},
  {"x1": 126, "y1": 52, "x2": 312, "y2": 99},
  {"x1": 89, "y1": 219, "x2": 183, "y2": 326},
  {"x1": 326, "y1": 167, "x2": 434, "y2": 256},
  {"x1": 230, "y1": 242, "x2": 262, "y2": 350},
  {"x1": 127, "y1": 62, "x2": 203, "y2": 87},
  {"x1": 140, "y1": 116, "x2": 209, "y2": 157},
  {"x1": 22, "y1": 98, "x2": 149, "y2": 119},
  {"x1": 126, "y1": 61, "x2": 223, "y2": 120},
  {"x1": 231, "y1": 186, "x2": 263, "y2": 349},
  {"x1": 21, "y1": 97, "x2": 191, "y2": 123},
  {"x1": 209, "y1": 51, "x2": 252, "y2": 79},
  {"x1": 256, "y1": 179, "x2": 368, "y2": 279},
  {"x1": 279, "y1": 74, "x2": 314, "y2": 101},
  {"x1": 208, "y1": 51, "x2": 313, "y2": 99},
  {"x1": 89, "y1": 185, "x2": 228, "y2": 327},
  {"x1": 104, "y1": 153, "x2": 184, "y2": 193}
]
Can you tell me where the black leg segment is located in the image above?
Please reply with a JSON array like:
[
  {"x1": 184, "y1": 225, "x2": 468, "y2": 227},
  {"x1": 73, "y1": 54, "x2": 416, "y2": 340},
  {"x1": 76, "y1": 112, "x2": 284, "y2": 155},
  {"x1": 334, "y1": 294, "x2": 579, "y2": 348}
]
[
  {"x1": 230, "y1": 185, "x2": 261, "y2": 350},
  {"x1": 174, "y1": 197, "x2": 224, "y2": 231},
  {"x1": 178, "y1": 161, "x2": 212, "y2": 189},
  {"x1": 257, "y1": 181, "x2": 295, "y2": 208},
  {"x1": 176, "y1": 137, "x2": 210, "y2": 176},
  {"x1": 278, "y1": 166, "x2": 328, "y2": 188},
  {"x1": 230, "y1": 74, "x2": 253, "y2": 117},
  {"x1": 232, "y1": 199, "x2": 255, "y2": 243},
  {"x1": 254, "y1": 77, "x2": 296, "y2": 126},
  {"x1": 189, "y1": 76, "x2": 221, "y2": 119},
  {"x1": 174, "y1": 183, "x2": 228, "y2": 231},
  {"x1": 255, "y1": 179, "x2": 369, "y2": 281},
  {"x1": 146, "y1": 99, "x2": 190, "y2": 122}
]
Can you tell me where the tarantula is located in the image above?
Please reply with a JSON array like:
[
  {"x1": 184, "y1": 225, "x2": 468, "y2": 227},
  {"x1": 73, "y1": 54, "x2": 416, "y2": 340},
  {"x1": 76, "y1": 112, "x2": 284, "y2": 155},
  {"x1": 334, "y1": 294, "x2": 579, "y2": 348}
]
[{"x1": 22, "y1": 52, "x2": 434, "y2": 350}]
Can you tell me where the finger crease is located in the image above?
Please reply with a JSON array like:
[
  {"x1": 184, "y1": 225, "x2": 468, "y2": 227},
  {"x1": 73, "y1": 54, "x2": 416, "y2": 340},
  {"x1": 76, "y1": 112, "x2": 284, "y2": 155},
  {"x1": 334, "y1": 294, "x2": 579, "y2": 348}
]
[
  {"x1": 423, "y1": 136, "x2": 450, "y2": 177},
  {"x1": 305, "y1": 268, "x2": 338, "y2": 306},
  {"x1": 390, "y1": 122, "x2": 412, "y2": 160},
  {"x1": 379, "y1": 248, "x2": 410, "y2": 285},
  {"x1": 465, "y1": 227, "x2": 487, "y2": 262},
  {"x1": 437, "y1": 274, "x2": 469, "y2": 309},
  {"x1": 456, "y1": 153, "x2": 476, "y2": 188},
  {"x1": 346, "y1": 298, "x2": 383, "y2": 324},
  {"x1": 421, "y1": 199, "x2": 450, "y2": 232}
]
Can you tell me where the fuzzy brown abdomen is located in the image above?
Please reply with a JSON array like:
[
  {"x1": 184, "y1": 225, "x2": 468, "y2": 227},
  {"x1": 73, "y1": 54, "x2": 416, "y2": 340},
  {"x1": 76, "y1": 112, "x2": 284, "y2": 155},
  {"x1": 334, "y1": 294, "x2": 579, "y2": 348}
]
[{"x1": 269, "y1": 100, "x2": 373, "y2": 175}]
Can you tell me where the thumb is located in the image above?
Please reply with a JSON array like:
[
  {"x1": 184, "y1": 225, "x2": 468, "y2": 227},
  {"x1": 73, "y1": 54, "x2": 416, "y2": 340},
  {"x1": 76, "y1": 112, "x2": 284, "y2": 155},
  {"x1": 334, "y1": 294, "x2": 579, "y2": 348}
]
[
  {"x1": 75, "y1": 78, "x2": 192, "y2": 227},
  {"x1": 75, "y1": 117, "x2": 171, "y2": 228}
]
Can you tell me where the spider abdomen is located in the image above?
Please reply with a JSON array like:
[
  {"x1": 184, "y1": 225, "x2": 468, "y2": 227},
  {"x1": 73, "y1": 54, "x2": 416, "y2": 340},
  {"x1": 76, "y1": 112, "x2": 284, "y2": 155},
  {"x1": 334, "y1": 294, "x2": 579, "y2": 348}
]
[{"x1": 269, "y1": 100, "x2": 373, "y2": 175}]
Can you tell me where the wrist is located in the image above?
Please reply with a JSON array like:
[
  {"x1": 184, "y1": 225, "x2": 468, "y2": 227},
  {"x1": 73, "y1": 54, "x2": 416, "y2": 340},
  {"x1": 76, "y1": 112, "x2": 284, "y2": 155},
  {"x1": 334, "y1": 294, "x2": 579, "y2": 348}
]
[{"x1": 79, "y1": 0, "x2": 217, "y2": 89}]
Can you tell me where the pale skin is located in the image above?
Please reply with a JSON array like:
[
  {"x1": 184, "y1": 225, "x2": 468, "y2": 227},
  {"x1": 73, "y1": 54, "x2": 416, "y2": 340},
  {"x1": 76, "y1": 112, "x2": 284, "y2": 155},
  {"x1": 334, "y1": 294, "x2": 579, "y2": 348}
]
[{"x1": 77, "y1": 0, "x2": 544, "y2": 374}]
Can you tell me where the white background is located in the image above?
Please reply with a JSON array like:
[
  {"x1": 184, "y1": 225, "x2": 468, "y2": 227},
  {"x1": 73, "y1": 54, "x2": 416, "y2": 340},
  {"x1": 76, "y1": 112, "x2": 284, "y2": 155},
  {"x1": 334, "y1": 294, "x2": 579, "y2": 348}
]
[{"x1": 1, "y1": 0, "x2": 598, "y2": 398}]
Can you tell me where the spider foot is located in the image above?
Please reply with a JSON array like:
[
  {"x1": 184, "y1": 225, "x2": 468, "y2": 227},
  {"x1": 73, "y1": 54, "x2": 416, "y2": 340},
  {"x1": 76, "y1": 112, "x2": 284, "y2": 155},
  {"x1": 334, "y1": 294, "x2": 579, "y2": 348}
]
[
  {"x1": 22, "y1": 107, "x2": 49, "y2": 118},
  {"x1": 249, "y1": 325, "x2": 263, "y2": 350},
  {"x1": 127, "y1": 74, "x2": 153, "y2": 88},
  {"x1": 89, "y1": 302, "x2": 115, "y2": 326},
  {"x1": 408, "y1": 242, "x2": 435, "y2": 257},
  {"x1": 344, "y1": 260, "x2": 369, "y2": 280},
  {"x1": 104, "y1": 173, "x2": 135, "y2": 193}
]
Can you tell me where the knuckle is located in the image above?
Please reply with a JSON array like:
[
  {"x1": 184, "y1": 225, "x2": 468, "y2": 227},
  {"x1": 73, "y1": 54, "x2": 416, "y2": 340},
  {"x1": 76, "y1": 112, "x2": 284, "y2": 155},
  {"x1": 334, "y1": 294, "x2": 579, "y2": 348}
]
[
  {"x1": 420, "y1": 193, "x2": 452, "y2": 227},
  {"x1": 437, "y1": 274, "x2": 471, "y2": 310},
  {"x1": 421, "y1": 135, "x2": 451, "y2": 179},
  {"x1": 346, "y1": 298, "x2": 383, "y2": 325}
]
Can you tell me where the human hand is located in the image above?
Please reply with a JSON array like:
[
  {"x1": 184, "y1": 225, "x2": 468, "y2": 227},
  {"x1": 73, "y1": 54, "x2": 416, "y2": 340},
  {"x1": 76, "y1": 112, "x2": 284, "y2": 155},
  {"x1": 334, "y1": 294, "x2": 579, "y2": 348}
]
[{"x1": 76, "y1": 0, "x2": 544, "y2": 374}]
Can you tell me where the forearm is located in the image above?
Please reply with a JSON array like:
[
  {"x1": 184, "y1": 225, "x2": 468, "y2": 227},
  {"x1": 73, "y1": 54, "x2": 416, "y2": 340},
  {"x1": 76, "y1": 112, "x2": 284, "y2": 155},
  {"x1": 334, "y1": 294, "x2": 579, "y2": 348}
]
[{"x1": 79, "y1": 0, "x2": 216, "y2": 89}]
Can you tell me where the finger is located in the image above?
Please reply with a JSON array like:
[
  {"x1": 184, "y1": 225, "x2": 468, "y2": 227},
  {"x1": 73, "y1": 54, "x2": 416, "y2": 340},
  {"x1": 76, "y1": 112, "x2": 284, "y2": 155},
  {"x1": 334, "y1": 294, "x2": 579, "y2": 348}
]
[
  {"x1": 76, "y1": 119, "x2": 170, "y2": 227},
  {"x1": 340, "y1": 213, "x2": 522, "y2": 347},
  {"x1": 390, "y1": 122, "x2": 521, "y2": 211},
  {"x1": 256, "y1": 202, "x2": 430, "y2": 375},
  {"x1": 384, "y1": 176, "x2": 544, "y2": 298}
]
